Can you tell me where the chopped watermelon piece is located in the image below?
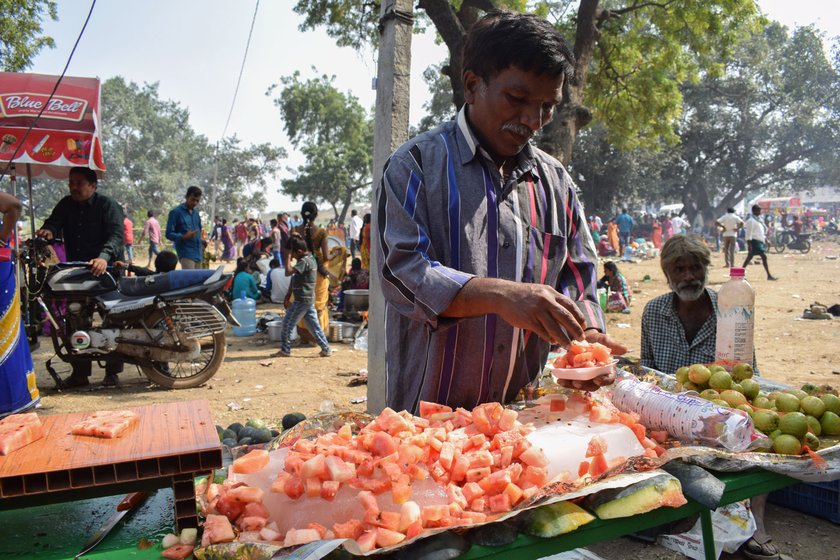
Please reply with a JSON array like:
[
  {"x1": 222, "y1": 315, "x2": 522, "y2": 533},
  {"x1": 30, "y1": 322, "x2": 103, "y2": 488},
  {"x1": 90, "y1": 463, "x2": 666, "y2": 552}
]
[
  {"x1": 231, "y1": 449, "x2": 269, "y2": 474},
  {"x1": 419, "y1": 401, "x2": 453, "y2": 419},
  {"x1": 356, "y1": 530, "x2": 378, "y2": 553},
  {"x1": 284, "y1": 528, "x2": 321, "y2": 546},
  {"x1": 333, "y1": 519, "x2": 364, "y2": 540},
  {"x1": 375, "y1": 528, "x2": 406, "y2": 547},
  {"x1": 161, "y1": 544, "x2": 195, "y2": 559},
  {"x1": 586, "y1": 435, "x2": 609, "y2": 457}
]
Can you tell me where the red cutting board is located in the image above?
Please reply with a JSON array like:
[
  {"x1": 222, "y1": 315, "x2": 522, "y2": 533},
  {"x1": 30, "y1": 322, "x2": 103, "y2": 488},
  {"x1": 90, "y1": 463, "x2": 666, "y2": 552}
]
[{"x1": 0, "y1": 400, "x2": 221, "y2": 491}]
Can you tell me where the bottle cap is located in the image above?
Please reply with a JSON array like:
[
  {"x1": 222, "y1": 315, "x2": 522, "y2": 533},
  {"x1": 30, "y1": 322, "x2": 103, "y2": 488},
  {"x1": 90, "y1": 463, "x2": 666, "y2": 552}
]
[{"x1": 729, "y1": 267, "x2": 745, "y2": 277}]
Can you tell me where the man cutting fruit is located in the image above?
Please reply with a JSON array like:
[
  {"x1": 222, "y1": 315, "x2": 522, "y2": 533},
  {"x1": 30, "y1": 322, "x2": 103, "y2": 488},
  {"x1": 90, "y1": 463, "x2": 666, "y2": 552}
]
[{"x1": 374, "y1": 11, "x2": 625, "y2": 413}]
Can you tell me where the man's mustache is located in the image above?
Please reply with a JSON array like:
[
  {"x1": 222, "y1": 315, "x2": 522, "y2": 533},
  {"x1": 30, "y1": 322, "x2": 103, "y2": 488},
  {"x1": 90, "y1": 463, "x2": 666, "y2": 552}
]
[{"x1": 501, "y1": 122, "x2": 534, "y2": 138}]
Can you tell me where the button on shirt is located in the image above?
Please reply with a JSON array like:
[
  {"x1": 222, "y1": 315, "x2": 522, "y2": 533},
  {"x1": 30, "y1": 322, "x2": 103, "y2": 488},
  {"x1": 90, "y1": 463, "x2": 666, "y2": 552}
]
[
  {"x1": 40, "y1": 192, "x2": 124, "y2": 262},
  {"x1": 376, "y1": 106, "x2": 605, "y2": 413},
  {"x1": 165, "y1": 203, "x2": 202, "y2": 262}
]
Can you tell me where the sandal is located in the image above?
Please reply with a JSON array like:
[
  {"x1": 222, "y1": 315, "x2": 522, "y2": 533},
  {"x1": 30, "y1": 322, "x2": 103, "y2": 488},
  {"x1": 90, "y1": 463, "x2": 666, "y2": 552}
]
[{"x1": 742, "y1": 537, "x2": 780, "y2": 560}]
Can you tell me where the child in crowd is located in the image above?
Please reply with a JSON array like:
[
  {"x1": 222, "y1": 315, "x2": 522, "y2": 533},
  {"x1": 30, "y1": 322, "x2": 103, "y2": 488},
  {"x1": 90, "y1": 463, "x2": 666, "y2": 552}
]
[
  {"x1": 262, "y1": 258, "x2": 291, "y2": 303},
  {"x1": 116, "y1": 250, "x2": 178, "y2": 276},
  {"x1": 271, "y1": 236, "x2": 332, "y2": 357}
]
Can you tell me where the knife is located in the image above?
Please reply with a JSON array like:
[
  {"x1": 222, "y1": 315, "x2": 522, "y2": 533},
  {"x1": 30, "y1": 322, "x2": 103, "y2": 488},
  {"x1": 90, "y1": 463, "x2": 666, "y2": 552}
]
[{"x1": 75, "y1": 491, "x2": 147, "y2": 559}]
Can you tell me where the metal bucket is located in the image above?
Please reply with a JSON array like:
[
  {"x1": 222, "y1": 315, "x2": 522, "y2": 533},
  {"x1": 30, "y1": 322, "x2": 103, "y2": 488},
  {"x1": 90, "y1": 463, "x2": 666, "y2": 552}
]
[
  {"x1": 267, "y1": 320, "x2": 284, "y2": 342},
  {"x1": 343, "y1": 289, "x2": 369, "y2": 313},
  {"x1": 328, "y1": 321, "x2": 355, "y2": 343}
]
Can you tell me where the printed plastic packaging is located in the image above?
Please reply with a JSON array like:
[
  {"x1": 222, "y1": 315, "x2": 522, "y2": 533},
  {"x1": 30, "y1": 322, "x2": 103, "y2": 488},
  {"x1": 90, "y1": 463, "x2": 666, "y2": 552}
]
[{"x1": 610, "y1": 375, "x2": 762, "y2": 452}]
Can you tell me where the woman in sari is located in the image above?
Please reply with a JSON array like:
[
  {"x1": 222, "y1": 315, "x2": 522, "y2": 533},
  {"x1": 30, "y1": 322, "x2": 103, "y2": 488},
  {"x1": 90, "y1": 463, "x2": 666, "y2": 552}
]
[
  {"x1": 651, "y1": 219, "x2": 662, "y2": 248},
  {"x1": 0, "y1": 193, "x2": 39, "y2": 417},
  {"x1": 607, "y1": 219, "x2": 620, "y2": 255},
  {"x1": 290, "y1": 202, "x2": 334, "y2": 341},
  {"x1": 221, "y1": 218, "x2": 235, "y2": 262},
  {"x1": 359, "y1": 213, "x2": 371, "y2": 270}
]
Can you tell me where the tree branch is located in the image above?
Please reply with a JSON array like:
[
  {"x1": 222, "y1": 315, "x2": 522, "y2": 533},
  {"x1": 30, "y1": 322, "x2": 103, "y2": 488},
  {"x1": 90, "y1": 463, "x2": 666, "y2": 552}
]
[{"x1": 608, "y1": 0, "x2": 677, "y2": 17}]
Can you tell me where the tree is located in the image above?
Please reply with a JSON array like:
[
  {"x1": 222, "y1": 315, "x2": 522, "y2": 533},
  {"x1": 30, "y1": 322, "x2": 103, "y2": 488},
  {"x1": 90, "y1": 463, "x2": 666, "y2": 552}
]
[
  {"x1": 272, "y1": 71, "x2": 373, "y2": 221},
  {"x1": 568, "y1": 124, "x2": 667, "y2": 216},
  {"x1": 658, "y1": 24, "x2": 840, "y2": 221},
  {"x1": 294, "y1": 0, "x2": 759, "y2": 164},
  {"x1": 100, "y1": 77, "x2": 211, "y2": 214},
  {"x1": 0, "y1": 0, "x2": 57, "y2": 72},
  {"x1": 202, "y1": 138, "x2": 285, "y2": 221}
]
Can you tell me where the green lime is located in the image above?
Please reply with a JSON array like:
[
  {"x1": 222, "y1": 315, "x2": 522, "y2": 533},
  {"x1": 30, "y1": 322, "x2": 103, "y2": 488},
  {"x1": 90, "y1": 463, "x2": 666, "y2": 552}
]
[
  {"x1": 731, "y1": 363, "x2": 754, "y2": 382},
  {"x1": 775, "y1": 393, "x2": 801, "y2": 413},
  {"x1": 779, "y1": 412, "x2": 808, "y2": 438},
  {"x1": 820, "y1": 411, "x2": 840, "y2": 436},
  {"x1": 772, "y1": 434, "x2": 802, "y2": 455},
  {"x1": 709, "y1": 370, "x2": 733, "y2": 391}
]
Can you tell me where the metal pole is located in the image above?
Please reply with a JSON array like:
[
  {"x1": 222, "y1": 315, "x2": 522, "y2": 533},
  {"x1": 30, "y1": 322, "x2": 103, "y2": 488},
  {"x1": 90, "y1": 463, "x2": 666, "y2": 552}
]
[{"x1": 26, "y1": 164, "x2": 35, "y2": 239}]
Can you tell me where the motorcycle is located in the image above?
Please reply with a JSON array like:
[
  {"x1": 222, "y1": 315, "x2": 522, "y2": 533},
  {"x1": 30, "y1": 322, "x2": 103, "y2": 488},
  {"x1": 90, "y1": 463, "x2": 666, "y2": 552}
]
[
  {"x1": 20, "y1": 237, "x2": 239, "y2": 389},
  {"x1": 771, "y1": 229, "x2": 811, "y2": 254}
]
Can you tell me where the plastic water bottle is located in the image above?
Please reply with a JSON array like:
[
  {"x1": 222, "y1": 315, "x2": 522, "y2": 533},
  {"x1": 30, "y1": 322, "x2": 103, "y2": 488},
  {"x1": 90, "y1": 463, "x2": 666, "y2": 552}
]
[
  {"x1": 231, "y1": 291, "x2": 257, "y2": 336},
  {"x1": 715, "y1": 267, "x2": 755, "y2": 365}
]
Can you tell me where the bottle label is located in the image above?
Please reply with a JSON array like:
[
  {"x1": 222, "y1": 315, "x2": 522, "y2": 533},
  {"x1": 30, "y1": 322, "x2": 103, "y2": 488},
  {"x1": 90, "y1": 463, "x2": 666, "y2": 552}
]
[{"x1": 715, "y1": 306, "x2": 754, "y2": 364}]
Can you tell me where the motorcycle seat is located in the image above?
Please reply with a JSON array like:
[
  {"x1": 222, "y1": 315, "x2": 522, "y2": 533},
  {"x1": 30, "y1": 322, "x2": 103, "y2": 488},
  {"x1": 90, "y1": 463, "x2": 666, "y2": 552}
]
[{"x1": 118, "y1": 269, "x2": 218, "y2": 297}]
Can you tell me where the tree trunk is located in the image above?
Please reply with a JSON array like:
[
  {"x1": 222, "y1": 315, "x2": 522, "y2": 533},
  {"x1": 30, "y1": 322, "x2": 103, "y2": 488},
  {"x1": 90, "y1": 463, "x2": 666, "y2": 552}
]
[{"x1": 536, "y1": 0, "x2": 600, "y2": 164}]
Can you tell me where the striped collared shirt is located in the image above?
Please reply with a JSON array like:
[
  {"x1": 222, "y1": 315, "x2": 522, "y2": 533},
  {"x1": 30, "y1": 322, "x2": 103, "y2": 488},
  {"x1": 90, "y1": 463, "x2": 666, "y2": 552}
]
[{"x1": 375, "y1": 106, "x2": 605, "y2": 413}]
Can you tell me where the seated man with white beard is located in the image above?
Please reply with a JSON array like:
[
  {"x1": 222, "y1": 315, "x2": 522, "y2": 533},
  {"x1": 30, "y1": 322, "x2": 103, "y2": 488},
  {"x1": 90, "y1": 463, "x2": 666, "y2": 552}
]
[
  {"x1": 641, "y1": 234, "x2": 717, "y2": 374},
  {"x1": 640, "y1": 233, "x2": 775, "y2": 560}
]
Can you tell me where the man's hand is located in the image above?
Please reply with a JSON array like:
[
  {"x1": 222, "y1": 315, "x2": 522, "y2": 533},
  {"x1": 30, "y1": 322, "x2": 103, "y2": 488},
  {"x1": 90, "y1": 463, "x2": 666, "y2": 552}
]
[
  {"x1": 495, "y1": 283, "x2": 586, "y2": 346},
  {"x1": 36, "y1": 229, "x2": 53, "y2": 240},
  {"x1": 555, "y1": 330, "x2": 628, "y2": 392},
  {"x1": 182, "y1": 229, "x2": 199, "y2": 241},
  {"x1": 88, "y1": 258, "x2": 108, "y2": 276}
]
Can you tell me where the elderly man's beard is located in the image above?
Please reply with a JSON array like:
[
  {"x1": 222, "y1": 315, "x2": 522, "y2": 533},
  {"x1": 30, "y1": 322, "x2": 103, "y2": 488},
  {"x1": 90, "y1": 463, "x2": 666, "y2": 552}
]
[{"x1": 668, "y1": 273, "x2": 708, "y2": 302}]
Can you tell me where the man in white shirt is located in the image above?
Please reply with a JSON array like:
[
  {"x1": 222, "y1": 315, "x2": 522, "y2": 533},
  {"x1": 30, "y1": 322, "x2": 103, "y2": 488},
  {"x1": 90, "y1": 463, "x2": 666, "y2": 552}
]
[
  {"x1": 265, "y1": 258, "x2": 291, "y2": 303},
  {"x1": 348, "y1": 209, "x2": 363, "y2": 258},
  {"x1": 716, "y1": 207, "x2": 744, "y2": 268},
  {"x1": 670, "y1": 214, "x2": 685, "y2": 235},
  {"x1": 743, "y1": 204, "x2": 777, "y2": 280}
]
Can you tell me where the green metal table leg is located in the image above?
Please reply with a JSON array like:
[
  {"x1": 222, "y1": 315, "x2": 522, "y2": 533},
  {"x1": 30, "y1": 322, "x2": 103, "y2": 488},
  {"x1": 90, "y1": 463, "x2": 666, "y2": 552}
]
[{"x1": 700, "y1": 509, "x2": 716, "y2": 560}]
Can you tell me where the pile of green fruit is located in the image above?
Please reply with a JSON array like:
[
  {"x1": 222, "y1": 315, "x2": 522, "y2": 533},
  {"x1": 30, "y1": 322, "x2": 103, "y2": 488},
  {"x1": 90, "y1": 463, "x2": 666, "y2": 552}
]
[
  {"x1": 216, "y1": 418, "x2": 279, "y2": 448},
  {"x1": 675, "y1": 363, "x2": 840, "y2": 455},
  {"x1": 215, "y1": 412, "x2": 308, "y2": 448}
]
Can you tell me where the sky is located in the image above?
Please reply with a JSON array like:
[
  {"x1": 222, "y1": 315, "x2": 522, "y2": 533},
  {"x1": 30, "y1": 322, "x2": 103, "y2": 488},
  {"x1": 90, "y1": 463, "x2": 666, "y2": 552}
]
[{"x1": 24, "y1": 0, "x2": 840, "y2": 214}]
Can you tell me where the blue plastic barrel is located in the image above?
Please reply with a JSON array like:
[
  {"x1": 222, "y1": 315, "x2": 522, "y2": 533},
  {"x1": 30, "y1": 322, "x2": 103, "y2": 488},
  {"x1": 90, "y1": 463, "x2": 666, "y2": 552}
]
[{"x1": 231, "y1": 291, "x2": 257, "y2": 336}]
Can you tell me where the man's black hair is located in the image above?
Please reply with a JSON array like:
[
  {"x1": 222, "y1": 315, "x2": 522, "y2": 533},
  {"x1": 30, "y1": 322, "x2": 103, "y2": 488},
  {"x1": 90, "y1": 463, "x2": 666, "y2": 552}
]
[
  {"x1": 462, "y1": 11, "x2": 575, "y2": 83},
  {"x1": 351, "y1": 209, "x2": 358, "y2": 216},
  {"x1": 752, "y1": 204, "x2": 761, "y2": 213},
  {"x1": 603, "y1": 261, "x2": 619, "y2": 274},
  {"x1": 147, "y1": 210, "x2": 155, "y2": 218},
  {"x1": 154, "y1": 250, "x2": 178, "y2": 272},
  {"x1": 186, "y1": 185, "x2": 202, "y2": 198},
  {"x1": 69, "y1": 166, "x2": 98, "y2": 184},
  {"x1": 270, "y1": 218, "x2": 277, "y2": 227},
  {"x1": 269, "y1": 258, "x2": 280, "y2": 268}
]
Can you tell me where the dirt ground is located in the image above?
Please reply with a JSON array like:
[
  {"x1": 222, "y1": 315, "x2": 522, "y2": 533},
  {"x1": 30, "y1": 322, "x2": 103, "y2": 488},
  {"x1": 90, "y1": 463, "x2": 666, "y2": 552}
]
[{"x1": 29, "y1": 240, "x2": 840, "y2": 559}]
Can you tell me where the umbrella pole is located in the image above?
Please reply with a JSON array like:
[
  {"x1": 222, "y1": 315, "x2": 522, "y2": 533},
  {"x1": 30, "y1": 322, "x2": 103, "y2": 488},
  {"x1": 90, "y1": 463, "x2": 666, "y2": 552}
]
[{"x1": 26, "y1": 164, "x2": 35, "y2": 240}]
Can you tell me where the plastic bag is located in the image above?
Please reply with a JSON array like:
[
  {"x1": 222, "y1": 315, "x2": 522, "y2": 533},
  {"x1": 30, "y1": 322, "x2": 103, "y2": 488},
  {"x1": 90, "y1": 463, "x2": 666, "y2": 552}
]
[
  {"x1": 353, "y1": 328, "x2": 368, "y2": 352},
  {"x1": 657, "y1": 501, "x2": 756, "y2": 560}
]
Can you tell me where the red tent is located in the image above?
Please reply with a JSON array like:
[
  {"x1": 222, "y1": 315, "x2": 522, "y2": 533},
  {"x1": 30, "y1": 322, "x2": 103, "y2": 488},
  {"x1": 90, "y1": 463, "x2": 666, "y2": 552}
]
[{"x1": 0, "y1": 72, "x2": 105, "y2": 178}]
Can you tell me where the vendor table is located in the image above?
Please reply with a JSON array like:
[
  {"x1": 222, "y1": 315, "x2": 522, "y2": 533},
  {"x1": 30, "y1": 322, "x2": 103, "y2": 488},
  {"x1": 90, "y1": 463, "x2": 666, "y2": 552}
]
[{"x1": 0, "y1": 468, "x2": 797, "y2": 560}]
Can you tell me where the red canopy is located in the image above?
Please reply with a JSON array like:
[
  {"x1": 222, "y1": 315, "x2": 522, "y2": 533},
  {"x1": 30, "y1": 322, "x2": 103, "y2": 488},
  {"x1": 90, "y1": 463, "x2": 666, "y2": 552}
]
[
  {"x1": 0, "y1": 72, "x2": 105, "y2": 179},
  {"x1": 755, "y1": 196, "x2": 801, "y2": 210}
]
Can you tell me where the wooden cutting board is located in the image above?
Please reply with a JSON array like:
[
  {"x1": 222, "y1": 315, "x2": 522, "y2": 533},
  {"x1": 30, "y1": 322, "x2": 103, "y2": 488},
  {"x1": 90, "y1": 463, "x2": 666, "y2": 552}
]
[{"x1": 0, "y1": 400, "x2": 221, "y2": 497}]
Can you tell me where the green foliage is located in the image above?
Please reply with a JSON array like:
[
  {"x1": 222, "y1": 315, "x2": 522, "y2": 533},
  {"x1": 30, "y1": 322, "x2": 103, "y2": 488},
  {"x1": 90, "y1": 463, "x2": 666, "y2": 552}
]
[
  {"x1": 661, "y1": 23, "x2": 840, "y2": 219},
  {"x1": 581, "y1": 0, "x2": 761, "y2": 152},
  {"x1": 100, "y1": 77, "x2": 208, "y2": 215},
  {"x1": 412, "y1": 62, "x2": 456, "y2": 134},
  {"x1": 272, "y1": 71, "x2": 373, "y2": 220},
  {"x1": 292, "y1": 0, "x2": 381, "y2": 50},
  {"x1": 0, "y1": 0, "x2": 57, "y2": 72}
]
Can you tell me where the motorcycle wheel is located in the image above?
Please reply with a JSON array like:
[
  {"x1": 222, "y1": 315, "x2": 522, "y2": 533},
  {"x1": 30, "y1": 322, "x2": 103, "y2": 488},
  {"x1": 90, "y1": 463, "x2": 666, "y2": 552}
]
[
  {"x1": 799, "y1": 240, "x2": 811, "y2": 254},
  {"x1": 139, "y1": 311, "x2": 227, "y2": 389}
]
